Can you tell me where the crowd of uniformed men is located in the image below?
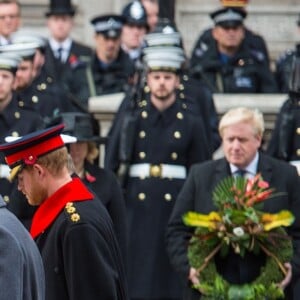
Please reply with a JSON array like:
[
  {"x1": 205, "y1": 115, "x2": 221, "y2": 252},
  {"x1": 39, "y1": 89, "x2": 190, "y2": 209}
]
[{"x1": 0, "y1": 0, "x2": 300, "y2": 299}]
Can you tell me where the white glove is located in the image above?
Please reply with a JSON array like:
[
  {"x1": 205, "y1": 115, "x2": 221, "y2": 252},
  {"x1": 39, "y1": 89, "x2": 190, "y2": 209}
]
[{"x1": 0, "y1": 164, "x2": 11, "y2": 179}]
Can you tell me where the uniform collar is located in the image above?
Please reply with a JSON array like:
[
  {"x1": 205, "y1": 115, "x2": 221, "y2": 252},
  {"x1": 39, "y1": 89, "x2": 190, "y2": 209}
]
[{"x1": 30, "y1": 177, "x2": 93, "y2": 239}]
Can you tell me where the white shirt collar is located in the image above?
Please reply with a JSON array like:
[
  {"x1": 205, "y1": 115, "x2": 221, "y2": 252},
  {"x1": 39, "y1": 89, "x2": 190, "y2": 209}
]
[
  {"x1": 230, "y1": 152, "x2": 259, "y2": 178},
  {"x1": 49, "y1": 37, "x2": 72, "y2": 62}
]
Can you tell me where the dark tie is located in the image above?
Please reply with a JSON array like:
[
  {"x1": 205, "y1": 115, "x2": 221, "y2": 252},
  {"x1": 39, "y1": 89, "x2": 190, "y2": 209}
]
[
  {"x1": 57, "y1": 47, "x2": 63, "y2": 62},
  {"x1": 235, "y1": 169, "x2": 246, "y2": 177}
]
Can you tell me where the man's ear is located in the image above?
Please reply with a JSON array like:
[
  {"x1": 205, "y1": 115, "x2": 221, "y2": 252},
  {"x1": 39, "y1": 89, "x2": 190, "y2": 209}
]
[{"x1": 33, "y1": 163, "x2": 45, "y2": 178}]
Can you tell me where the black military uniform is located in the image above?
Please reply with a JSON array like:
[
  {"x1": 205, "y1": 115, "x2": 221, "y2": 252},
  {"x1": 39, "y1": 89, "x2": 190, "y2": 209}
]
[
  {"x1": 189, "y1": 7, "x2": 278, "y2": 93},
  {"x1": 275, "y1": 44, "x2": 300, "y2": 93},
  {"x1": 267, "y1": 53, "x2": 300, "y2": 164},
  {"x1": 0, "y1": 92, "x2": 44, "y2": 209},
  {"x1": 0, "y1": 125, "x2": 129, "y2": 300},
  {"x1": 105, "y1": 87, "x2": 210, "y2": 299}
]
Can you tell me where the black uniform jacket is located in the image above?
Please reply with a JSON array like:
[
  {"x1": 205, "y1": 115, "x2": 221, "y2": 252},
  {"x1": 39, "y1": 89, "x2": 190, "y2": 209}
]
[
  {"x1": 166, "y1": 153, "x2": 300, "y2": 299},
  {"x1": 31, "y1": 177, "x2": 128, "y2": 300},
  {"x1": 105, "y1": 96, "x2": 211, "y2": 299},
  {"x1": 190, "y1": 39, "x2": 278, "y2": 93},
  {"x1": 81, "y1": 160, "x2": 128, "y2": 261},
  {"x1": 267, "y1": 97, "x2": 300, "y2": 161},
  {"x1": 191, "y1": 27, "x2": 270, "y2": 66},
  {"x1": 0, "y1": 93, "x2": 44, "y2": 204}
]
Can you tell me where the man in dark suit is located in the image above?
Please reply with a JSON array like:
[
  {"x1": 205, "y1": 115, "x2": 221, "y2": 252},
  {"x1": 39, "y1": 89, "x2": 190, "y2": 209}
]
[
  {"x1": 44, "y1": 0, "x2": 92, "y2": 82},
  {"x1": 166, "y1": 107, "x2": 300, "y2": 299}
]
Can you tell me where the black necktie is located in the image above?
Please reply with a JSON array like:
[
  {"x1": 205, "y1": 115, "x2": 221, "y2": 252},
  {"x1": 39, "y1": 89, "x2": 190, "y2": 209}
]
[
  {"x1": 57, "y1": 47, "x2": 63, "y2": 62},
  {"x1": 235, "y1": 169, "x2": 247, "y2": 177}
]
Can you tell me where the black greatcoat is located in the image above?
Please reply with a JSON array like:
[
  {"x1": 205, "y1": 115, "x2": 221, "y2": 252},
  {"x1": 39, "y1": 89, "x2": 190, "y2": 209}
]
[
  {"x1": 82, "y1": 160, "x2": 128, "y2": 262},
  {"x1": 166, "y1": 153, "x2": 300, "y2": 300},
  {"x1": 31, "y1": 177, "x2": 128, "y2": 300},
  {"x1": 105, "y1": 96, "x2": 211, "y2": 299}
]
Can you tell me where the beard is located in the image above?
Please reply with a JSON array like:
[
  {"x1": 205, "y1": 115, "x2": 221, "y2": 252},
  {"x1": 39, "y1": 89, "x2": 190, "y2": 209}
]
[{"x1": 152, "y1": 88, "x2": 174, "y2": 101}]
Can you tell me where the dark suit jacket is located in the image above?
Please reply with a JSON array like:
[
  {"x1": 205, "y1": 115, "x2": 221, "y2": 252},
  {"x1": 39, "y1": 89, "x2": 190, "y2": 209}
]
[
  {"x1": 166, "y1": 153, "x2": 300, "y2": 299},
  {"x1": 44, "y1": 39, "x2": 92, "y2": 82}
]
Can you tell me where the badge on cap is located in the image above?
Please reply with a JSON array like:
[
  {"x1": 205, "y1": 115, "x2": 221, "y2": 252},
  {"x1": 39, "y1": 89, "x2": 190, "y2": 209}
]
[{"x1": 130, "y1": 1, "x2": 144, "y2": 20}]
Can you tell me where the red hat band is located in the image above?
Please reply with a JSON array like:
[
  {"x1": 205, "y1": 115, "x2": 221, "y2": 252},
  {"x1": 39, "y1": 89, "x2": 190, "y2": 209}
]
[{"x1": 5, "y1": 135, "x2": 64, "y2": 167}]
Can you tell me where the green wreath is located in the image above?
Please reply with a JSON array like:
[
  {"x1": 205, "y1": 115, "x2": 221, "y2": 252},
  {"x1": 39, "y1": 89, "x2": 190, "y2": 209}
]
[{"x1": 183, "y1": 175, "x2": 294, "y2": 300}]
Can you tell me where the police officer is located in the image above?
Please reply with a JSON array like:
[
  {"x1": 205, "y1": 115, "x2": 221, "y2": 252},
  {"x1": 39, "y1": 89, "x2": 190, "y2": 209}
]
[
  {"x1": 191, "y1": 0, "x2": 271, "y2": 67},
  {"x1": 267, "y1": 53, "x2": 300, "y2": 172},
  {"x1": 190, "y1": 6, "x2": 278, "y2": 93},
  {"x1": 121, "y1": 1, "x2": 149, "y2": 63},
  {"x1": 105, "y1": 45, "x2": 211, "y2": 300},
  {"x1": 275, "y1": 15, "x2": 300, "y2": 93},
  {"x1": 63, "y1": 14, "x2": 135, "y2": 109}
]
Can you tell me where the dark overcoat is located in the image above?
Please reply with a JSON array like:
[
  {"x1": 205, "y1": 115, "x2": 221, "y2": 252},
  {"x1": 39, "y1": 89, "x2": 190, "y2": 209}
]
[
  {"x1": 166, "y1": 153, "x2": 300, "y2": 299},
  {"x1": 31, "y1": 177, "x2": 128, "y2": 300},
  {"x1": 105, "y1": 97, "x2": 211, "y2": 299}
]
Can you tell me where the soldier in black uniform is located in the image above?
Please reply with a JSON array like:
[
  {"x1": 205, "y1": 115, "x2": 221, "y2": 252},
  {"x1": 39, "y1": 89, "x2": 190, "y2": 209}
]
[
  {"x1": 0, "y1": 42, "x2": 78, "y2": 121},
  {"x1": 121, "y1": 1, "x2": 149, "y2": 63},
  {"x1": 0, "y1": 124, "x2": 129, "y2": 300},
  {"x1": 275, "y1": 15, "x2": 300, "y2": 93},
  {"x1": 189, "y1": 6, "x2": 278, "y2": 93},
  {"x1": 0, "y1": 53, "x2": 44, "y2": 219},
  {"x1": 267, "y1": 53, "x2": 300, "y2": 171},
  {"x1": 105, "y1": 45, "x2": 211, "y2": 300},
  {"x1": 191, "y1": 0, "x2": 271, "y2": 67}
]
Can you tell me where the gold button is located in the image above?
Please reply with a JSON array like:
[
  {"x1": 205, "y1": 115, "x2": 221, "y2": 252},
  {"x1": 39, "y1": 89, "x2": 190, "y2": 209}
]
[
  {"x1": 182, "y1": 103, "x2": 187, "y2": 109},
  {"x1": 183, "y1": 74, "x2": 189, "y2": 81},
  {"x1": 164, "y1": 193, "x2": 172, "y2": 201},
  {"x1": 141, "y1": 111, "x2": 148, "y2": 118},
  {"x1": 171, "y1": 152, "x2": 178, "y2": 160},
  {"x1": 238, "y1": 59, "x2": 245, "y2": 66},
  {"x1": 139, "y1": 131, "x2": 146, "y2": 138},
  {"x1": 297, "y1": 128, "x2": 300, "y2": 135},
  {"x1": 176, "y1": 112, "x2": 183, "y2": 120},
  {"x1": 179, "y1": 93, "x2": 185, "y2": 99},
  {"x1": 144, "y1": 85, "x2": 150, "y2": 93},
  {"x1": 65, "y1": 202, "x2": 73, "y2": 208},
  {"x1": 14, "y1": 112, "x2": 20, "y2": 119},
  {"x1": 47, "y1": 77, "x2": 53, "y2": 83},
  {"x1": 138, "y1": 193, "x2": 146, "y2": 201},
  {"x1": 3, "y1": 195, "x2": 9, "y2": 203},
  {"x1": 18, "y1": 101, "x2": 24, "y2": 107},
  {"x1": 67, "y1": 206, "x2": 76, "y2": 214},
  {"x1": 71, "y1": 213, "x2": 80, "y2": 222},
  {"x1": 12, "y1": 131, "x2": 19, "y2": 137},
  {"x1": 32, "y1": 95, "x2": 38, "y2": 103},
  {"x1": 178, "y1": 84, "x2": 184, "y2": 90},
  {"x1": 139, "y1": 152, "x2": 146, "y2": 159},
  {"x1": 138, "y1": 100, "x2": 147, "y2": 107},
  {"x1": 174, "y1": 131, "x2": 181, "y2": 139},
  {"x1": 297, "y1": 149, "x2": 300, "y2": 156}
]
